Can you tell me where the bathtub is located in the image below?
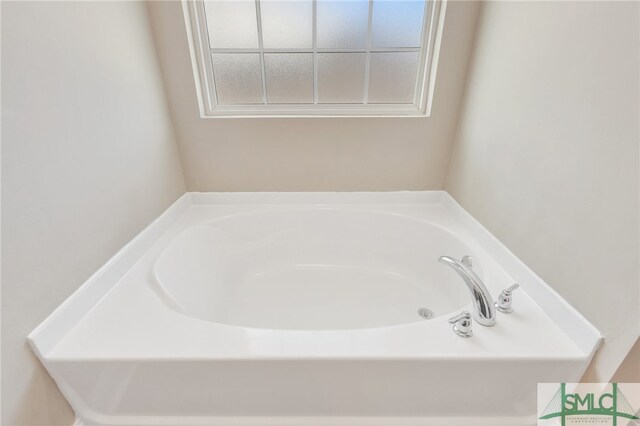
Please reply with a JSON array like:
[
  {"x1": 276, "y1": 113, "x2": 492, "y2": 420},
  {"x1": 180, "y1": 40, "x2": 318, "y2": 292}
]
[{"x1": 29, "y1": 192, "x2": 601, "y2": 426}]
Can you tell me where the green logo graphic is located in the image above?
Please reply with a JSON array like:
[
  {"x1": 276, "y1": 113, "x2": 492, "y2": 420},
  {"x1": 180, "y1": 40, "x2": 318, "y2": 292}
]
[{"x1": 540, "y1": 383, "x2": 639, "y2": 425}]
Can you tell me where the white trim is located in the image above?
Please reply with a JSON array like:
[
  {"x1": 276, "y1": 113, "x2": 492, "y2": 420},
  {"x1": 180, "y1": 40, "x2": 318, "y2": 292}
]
[
  {"x1": 182, "y1": 0, "x2": 445, "y2": 118},
  {"x1": 254, "y1": 0, "x2": 268, "y2": 105},
  {"x1": 312, "y1": 0, "x2": 318, "y2": 104},
  {"x1": 363, "y1": 0, "x2": 374, "y2": 105},
  {"x1": 182, "y1": 1, "x2": 209, "y2": 117},
  {"x1": 412, "y1": 0, "x2": 433, "y2": 107},
  {"x1": 423, "y1": 0, "x2": 445, "y2": 115},
  {"x1": 208, "y1": 47, "x2": 422, "y2": 53}
]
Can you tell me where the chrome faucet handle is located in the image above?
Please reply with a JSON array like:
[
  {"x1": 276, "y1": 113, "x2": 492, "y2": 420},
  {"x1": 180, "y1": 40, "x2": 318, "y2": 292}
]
[
  {"x1": 495, "y1": 284, "x2": 520, "y2": 313},
  {"x1": 448, "y1": 311, "x2": 473, "y2": 338}
]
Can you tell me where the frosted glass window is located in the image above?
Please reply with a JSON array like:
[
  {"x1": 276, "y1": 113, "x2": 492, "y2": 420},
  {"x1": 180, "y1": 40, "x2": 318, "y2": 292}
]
[
  {"x1": 188, "y1": 0, "x2": 441, "y2": 116},
  {"x1": 212, "y1": 54, "x2": 263, "y2": 104},
  {"x1": 371, "y1": 0, "x2": 426, "y2": 48},
  {"x1": 317, "y1": 53, "x2": 366, "y2": 103},
  {"x1": 368, "y1": 52, "x2": 419, "y2": 103},
  {"x1": 264, "y1": 54, "x2": 313, "y2": 103},
  {"x1": 203, "y1": 0, "x2": 259, "y2": 48},
  {"x1": 316, "y1": 0, "x2": 369, "y2": 48},
  {"x1": 260, "y1": 0, "x2": 313, "y2": 48}
]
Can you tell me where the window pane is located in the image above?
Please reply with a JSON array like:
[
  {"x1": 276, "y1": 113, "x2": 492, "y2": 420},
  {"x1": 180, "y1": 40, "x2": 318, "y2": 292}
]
[
  {"x1": 260, "y1": 0, "x2": 312, "y2": 48},
  {"x1": 371, "y1": 0, "x2": 425, "y2": 48},
  {"x1": 316, "y1": 0, "x2": 369, "y2": 48},
  {"x1": 317, "y1": 53, "x2": 366, "y2": 103},
  {"x1": 264, "y1": 54, "x2": 313, "y2": 103},
  {"x1": 203, "y1": 0, "x2": 259, "y2": 48},
  {"x1": 368, "y1": 52, "x2": 419, "y2": 103},
  {"x1": 212, "y1": 54, "x2": 263, "y2": 104}
]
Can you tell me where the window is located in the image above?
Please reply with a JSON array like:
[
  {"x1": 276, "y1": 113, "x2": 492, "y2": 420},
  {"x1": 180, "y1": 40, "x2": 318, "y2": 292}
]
[{"x1": 184, "y1": 0, "x2": 445, "y2": 117}]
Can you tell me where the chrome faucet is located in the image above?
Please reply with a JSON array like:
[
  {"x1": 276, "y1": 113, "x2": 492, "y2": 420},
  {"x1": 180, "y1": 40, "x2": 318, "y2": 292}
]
[{"x1": 439, "y1": 255, "x2": 496, "y2": 326}]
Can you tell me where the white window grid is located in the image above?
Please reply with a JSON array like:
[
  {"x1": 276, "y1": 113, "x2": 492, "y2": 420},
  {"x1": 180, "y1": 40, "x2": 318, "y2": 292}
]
[{"x1": 183, "y1": 0, "x2": 445, "y2": 117}]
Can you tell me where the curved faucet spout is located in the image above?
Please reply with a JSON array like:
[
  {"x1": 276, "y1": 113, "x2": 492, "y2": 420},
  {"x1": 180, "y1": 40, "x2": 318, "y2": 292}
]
[{"x1": 439, "y1": 256, "x2": 496, "y2": 326}]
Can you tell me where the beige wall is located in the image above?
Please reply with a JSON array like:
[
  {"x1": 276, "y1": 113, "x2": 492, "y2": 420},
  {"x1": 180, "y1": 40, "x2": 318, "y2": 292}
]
[
  {"x1": 445, "y1": 1, "x2": 639, "y2": 381},
  {"x1": 1, "y1": 1, "x2": 186, "y2": 424},
  {"x1": 612, "y1": 338, "x2": 640, "y2": 383},
  {"x1": 147, "y1": 1, "x2": 480, "y2": 191}
]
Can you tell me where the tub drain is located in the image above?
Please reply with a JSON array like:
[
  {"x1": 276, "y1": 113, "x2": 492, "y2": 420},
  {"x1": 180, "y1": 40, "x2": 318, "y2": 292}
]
[{"x1": 418, "y1": 308, "x2": 434, "y2": 320}]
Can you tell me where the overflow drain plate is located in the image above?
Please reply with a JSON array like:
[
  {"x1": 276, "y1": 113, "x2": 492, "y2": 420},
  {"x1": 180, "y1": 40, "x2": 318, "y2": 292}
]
[{"x1": 418, "y1": 308, "x2": 434, "y2": 320}]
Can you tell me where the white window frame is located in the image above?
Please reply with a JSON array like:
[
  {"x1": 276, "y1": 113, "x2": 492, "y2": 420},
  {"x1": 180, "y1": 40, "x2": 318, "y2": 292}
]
[{"x1": 182, "y1": 0, "x2": 446, "y2": 118}]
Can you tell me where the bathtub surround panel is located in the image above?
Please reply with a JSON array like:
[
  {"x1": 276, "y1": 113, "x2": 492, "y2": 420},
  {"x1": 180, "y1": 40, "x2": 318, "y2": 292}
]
[
  {"x1": 49, "y1": 359, "x2": 582, "y2": 425},
  {"x1": 1, "y1": 1, "x2": 187, "y2": 424},
  {"x1": 444, "y1": 1, "x2": 639, "y2": 382},
  {"x1": 146, "y1": 1, "x2": 481, "y2": 191},
  {"x1": 29, "y1": 192, "x2": 600, "y2": 425}
]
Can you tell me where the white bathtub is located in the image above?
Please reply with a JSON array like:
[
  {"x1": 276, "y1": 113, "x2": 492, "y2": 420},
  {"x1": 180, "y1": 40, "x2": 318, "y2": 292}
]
[{"x1": 29, "y1": 192, "x2": 601, "y2": 426}]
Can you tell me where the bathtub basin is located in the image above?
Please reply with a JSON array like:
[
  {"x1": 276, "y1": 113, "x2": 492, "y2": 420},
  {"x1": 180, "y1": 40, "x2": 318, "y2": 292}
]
[
  {"x1": 28, "y1": 192, "x2": 601, "y2": 426},
  {"x1": 153, "y1": 209, "x2": 472, "y2": 330}
]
